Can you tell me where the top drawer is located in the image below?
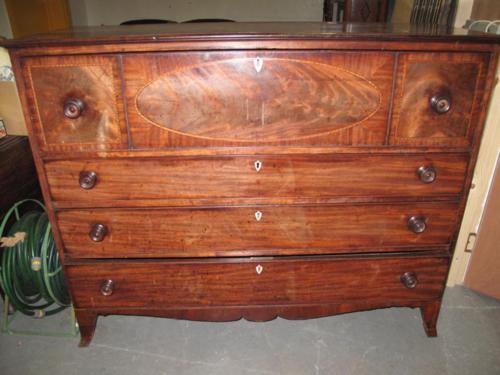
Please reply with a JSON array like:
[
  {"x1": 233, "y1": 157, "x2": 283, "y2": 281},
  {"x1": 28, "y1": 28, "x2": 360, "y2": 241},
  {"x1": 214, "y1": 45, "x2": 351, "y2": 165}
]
[
  {"x1": 21, "y1": 51, "x2": 490, "y2": 152},
  {"x1": 124, "y1": 51, "x2": 394, "y2": 148},
  {"x1": 22, "y1": 55, "x2": 128, "y2": 152}
]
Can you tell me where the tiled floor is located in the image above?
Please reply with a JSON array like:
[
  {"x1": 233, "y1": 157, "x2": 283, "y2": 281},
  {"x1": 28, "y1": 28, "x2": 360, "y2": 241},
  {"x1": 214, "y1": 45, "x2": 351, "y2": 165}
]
[{"x1": 0, "y1": 286, "x2": 499, "y2": 375}]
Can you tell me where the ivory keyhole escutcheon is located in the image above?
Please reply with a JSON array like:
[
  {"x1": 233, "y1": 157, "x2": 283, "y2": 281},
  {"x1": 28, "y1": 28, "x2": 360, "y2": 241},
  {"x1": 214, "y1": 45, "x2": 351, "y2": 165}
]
[
  {"x1": 254, "y1": 160, "x2": 262, "y2": 172},
  {"x1": 255, "y1": 211, "x2": 263, "y2": 221},
  {"x1": 256, "y1": 265, "x2": 263, "y2": 275},
  {"x1": 254, "y1": 57, "x2": 263, "y2": 72}
]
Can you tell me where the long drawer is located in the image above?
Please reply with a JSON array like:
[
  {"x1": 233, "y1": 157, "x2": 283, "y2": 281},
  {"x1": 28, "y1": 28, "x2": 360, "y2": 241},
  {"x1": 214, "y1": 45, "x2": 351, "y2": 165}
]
[
  {"x1": 66, "y1": 255, "x2": 449, "y2": 309},
  {"x1": 45, "y1": 153, "x2": 468, "y2": 206},
  {"x1": 57, "y1": 202, "x2": 459, "y2": 258}
]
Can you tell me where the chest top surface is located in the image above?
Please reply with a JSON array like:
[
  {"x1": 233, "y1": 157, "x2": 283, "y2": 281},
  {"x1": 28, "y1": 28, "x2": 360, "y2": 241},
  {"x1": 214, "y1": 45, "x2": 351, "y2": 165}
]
[{"x1": 2, "y1": 22, "x2": 500, "y2": 48}]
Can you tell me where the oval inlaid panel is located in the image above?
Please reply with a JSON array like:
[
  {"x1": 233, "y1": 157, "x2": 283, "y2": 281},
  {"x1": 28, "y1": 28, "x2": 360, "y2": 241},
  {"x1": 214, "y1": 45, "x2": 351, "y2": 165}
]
[{"x1": 136, "y1": 58, "x2": 382, "y2": 142}]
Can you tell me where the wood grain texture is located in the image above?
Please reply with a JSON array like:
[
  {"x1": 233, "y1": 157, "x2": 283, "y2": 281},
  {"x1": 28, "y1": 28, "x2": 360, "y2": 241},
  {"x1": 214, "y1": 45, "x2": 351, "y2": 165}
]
[
  {"x1": 135, "y1": 55, "x2": 382, "y2": 142},
  {"x1": 420, "y1": 299, "x2": 442, "y2": 337},
  {"x1": 75, "y1": 300, "x2": 435, "y2": 323},
  {"x1": 37, "y1": 146, "x2": 476, "y2": 160},
  {"x1": 4, "y1": 25, "x2": 499, "y2": 345},
  {"x1": 57, "y1": 202, "x2": 459, "y2": 258},
  {"x1": 74, "y1": 297, "x2": 440, "y2": 346},
  {"x1": 45, "y1": 153, "x2": 468, "y2": 206},
  {"x1": 3, "y1": 23, "x2": 500, "y2": 49},
  {"x1": 74, "y1": 310, "x2": 97, "y2": 347},
  {"x1": 5, "y1": 0, "x2": 71, "y2": 38},
  {"x1": 390, "y1": 52, "x2": 489, "y2": 147},
  {"x1": 22, "y1": 55, "x2": 128, "y2": 152},
  {"x1": 66, "y1": 255, "x2": 449, "y2": 309},
  {"x1": 8, "y1": 40, "x2": 499, "y2": 59},
  {"x1": 125, "y1": 51, "x2": 393, "y2": 147}
]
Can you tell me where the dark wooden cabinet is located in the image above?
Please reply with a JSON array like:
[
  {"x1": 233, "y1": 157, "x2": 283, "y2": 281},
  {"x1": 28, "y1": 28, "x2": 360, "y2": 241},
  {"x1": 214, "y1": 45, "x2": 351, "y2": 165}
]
[
  {"x1": 0, "y1": 136, "x2": 40, "y2": 216},
  {"x1": 345, "y1": 0, "x2": 389, "y2": 22},
  {"x1": 3, "y1": 23, "x2": 498, "y2": 346},
  {"x1": 323, "y1": 1, "x2": 389, "y2": 23}
]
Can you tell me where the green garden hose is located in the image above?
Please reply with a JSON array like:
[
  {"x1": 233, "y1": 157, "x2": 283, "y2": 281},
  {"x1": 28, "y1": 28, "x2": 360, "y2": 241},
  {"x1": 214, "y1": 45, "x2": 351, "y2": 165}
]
[{"x1": 0, "y1": 200, "x2": 70, "y2": 318}]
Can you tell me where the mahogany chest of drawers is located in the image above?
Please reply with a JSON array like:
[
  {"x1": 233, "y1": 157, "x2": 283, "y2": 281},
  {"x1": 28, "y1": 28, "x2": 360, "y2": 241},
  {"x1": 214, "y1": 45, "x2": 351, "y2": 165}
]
[{"x1": 3, "y1": 23, "x2": 498, "y2": 346}]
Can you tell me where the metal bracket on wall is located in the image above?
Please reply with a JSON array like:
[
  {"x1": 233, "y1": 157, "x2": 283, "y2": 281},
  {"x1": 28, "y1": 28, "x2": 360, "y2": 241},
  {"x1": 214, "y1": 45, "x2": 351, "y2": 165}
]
[{"x1": 464, "y1": 233, "x2": 477, "y2": 253}]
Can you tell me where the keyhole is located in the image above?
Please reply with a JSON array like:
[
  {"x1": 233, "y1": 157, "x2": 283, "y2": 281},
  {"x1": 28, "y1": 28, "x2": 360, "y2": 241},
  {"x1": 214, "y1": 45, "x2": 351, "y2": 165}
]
[
  {"x1": 256, "y1": 264, "x2": 263, "y2": 275},
  {"x1": 254, "y1": 160, "x2": 262, "y2": 172},
  {"x1": 254, "y1": 57, "x2": 263, "y2": 72},
  {"x1": 255, "y1": 211, "x2": 262, "y2": 221}
]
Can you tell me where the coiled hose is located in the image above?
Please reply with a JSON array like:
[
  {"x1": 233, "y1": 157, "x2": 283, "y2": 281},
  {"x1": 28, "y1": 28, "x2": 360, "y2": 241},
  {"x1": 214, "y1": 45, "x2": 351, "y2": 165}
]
[{"x1": 0, "y1": 200, "x2": 70, "y2": 317}]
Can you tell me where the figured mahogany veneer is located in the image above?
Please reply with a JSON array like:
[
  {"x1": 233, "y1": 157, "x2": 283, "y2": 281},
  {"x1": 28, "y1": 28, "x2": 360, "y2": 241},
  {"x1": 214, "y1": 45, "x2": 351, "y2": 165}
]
[
  {"x1": 23, "y1": 55, "x2": 128, "y2": 152},
  {"x1": 57, "y1": 202, "x2": 459, "y2": 258},
  {"x1": 4, "y1": 23, "x2": 498, "y2": 346},
  {"x1": 126, "y1": 51, "x2": 393, "y2": 147},
  {"x1": 390, "y1": 53, "x2": 489, "y2": 147},
  {"x1": 66, "y1": 255, "x2": 449, "y2": 308},
  {"x1": 45, "y1": 153, "x2": 468, "y2": 206}
]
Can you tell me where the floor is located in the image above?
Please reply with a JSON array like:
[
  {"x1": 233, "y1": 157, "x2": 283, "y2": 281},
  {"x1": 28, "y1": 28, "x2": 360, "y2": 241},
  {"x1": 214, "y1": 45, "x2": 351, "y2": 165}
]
[{"x1": 0, "y1": 286, "x2": 499, "y2": 375}]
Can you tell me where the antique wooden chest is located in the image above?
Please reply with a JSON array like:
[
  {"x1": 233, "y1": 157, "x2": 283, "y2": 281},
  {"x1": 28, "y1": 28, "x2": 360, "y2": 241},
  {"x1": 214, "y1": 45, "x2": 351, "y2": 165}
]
[{"x1": 3, "y1": 23, "x2": 498, "y2": 346}]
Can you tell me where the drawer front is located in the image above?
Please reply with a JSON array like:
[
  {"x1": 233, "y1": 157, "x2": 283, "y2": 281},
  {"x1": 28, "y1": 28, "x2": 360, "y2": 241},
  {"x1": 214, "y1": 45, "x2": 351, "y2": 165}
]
[
  {"x1": 46, "y1": 154, "x2": 468, "y2": 206},
  {"x1": 390, "y1": 53, "x2": 490, "y2": 147},
  {"x1": 124, "y1": 51, "x2": 394, "y2": 148},
  {"x1": 66, "y1": 255, "x2": 449, "y2": 308},
  {"x1": 23, "y1": 55, "x2": 128, "y2": 152},
  {"x1": 58, "y1": 202, "x2": 459, "y2": 258}
]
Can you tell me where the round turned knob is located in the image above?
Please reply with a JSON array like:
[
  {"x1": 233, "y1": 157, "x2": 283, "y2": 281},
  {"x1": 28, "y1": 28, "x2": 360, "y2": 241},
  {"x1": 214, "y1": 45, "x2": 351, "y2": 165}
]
[
  {"x1": 418, "y1": 166, "x2": 437, "y2": 184},
  {"x1": 401, "y1": 272, "x2": 418, "y2": 289},
  {"x1": 79, "y1": 171, "x2": 97, "y2": 189},
  {"x1": 89, "y1": 223, "x2": 108, "y2": 242},
  {"x1": 430, "y1": 95, "x2": 451, "y2": 114},
  {"x1": 63, "y1": 97, "x2": 85, "y2": 119},
  {"x1": 100, "y1": 279, "x2": 114, "y2": 296},
  {"x1": 408, "y1": 216, "x2": 427, "y2": 234}
]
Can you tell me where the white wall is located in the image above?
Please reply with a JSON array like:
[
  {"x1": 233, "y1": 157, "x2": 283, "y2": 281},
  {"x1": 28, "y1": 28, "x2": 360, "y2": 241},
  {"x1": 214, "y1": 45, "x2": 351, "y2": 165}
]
[
  {"x1": 68, "y1": 0, "x2": 88, "y2": 26},
  {"x1": 0, "y1": 0, "x2": 12, "y2": 38},
  {"x1": 69, "y1": 0, "x2": 324, "y2": 26},
  {"x1": 454, "y1": 0, "x2": 474, "y2": 28}
]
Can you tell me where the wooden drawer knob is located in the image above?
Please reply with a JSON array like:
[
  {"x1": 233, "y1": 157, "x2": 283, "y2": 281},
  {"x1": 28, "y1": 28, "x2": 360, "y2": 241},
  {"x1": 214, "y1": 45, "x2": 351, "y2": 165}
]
[
  {"x1": 417, "y1": 166, "x2": 437, "y2": 184},
  {"x1": 100, "y1": 279, "x2": 114, "y2": 296},
  {"x1": 63, "y1": 97, "x2": 85, "y2": 119},
  {"x1": 430, "y1": 94, "x2": 451, "y2": 114},
  {"x1": 408, "y1": 216, "x2": 427, "y2": 234},
  {"x1": 400, "y1": 272, "x2": 418, "y2": 289},
  {"x1": 89, "y1": 223, "x2": 108, "y2": 242},
  {"x1": 79, "y1": 171, "x2": 97, "y2": 189}
]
